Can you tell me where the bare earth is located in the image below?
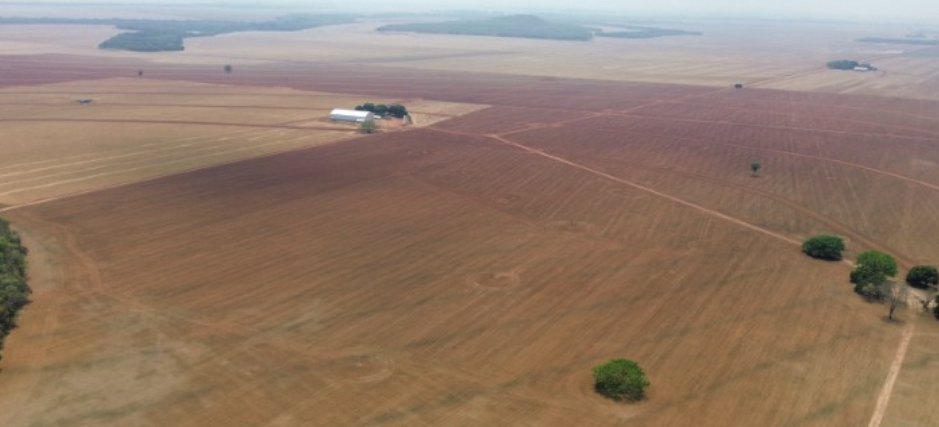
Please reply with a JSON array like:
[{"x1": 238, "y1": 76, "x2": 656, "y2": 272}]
[{"x1": 0, "y1": 18, "x2": 938, "y2": 427}]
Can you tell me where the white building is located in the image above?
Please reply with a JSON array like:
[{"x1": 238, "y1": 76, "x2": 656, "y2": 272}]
[{"x1": 330, "y1": 109, "x2": 374, "y2": 123}]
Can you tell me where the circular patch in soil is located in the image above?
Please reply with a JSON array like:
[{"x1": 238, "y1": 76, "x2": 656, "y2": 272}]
[
  {"x1": 470, "y1": 270, "x2": 521, "y2": 290},
  {"x1": 320, "y1": 351, "x2": 394, "y2": 385}
]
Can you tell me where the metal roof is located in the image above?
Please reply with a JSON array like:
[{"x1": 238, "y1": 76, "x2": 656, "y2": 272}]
[{"x1": 330, "y1": 109, "x2": 373, "y2": 118}]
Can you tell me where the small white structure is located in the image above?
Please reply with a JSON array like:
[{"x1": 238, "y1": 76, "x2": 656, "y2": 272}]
[{"x1": 330, "y1": 109, "x2": 374, "y2": 123}]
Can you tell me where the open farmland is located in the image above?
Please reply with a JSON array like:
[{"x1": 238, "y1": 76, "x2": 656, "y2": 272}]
[
  {"x1": 0, "y1": 77, "x2": 483, "y2": 206},
  {"x1": 1, "y1": 57, "x2": 938, "y2": 427}
]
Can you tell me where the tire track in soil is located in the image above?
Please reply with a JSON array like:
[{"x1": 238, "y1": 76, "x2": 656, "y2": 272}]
[
  {"x1": 578, "y1": 125, "x2": 939, "y2": 197},
  {"x1": 438, "y1": 129, "x2": 803, "y2": 247},
  {"x1": 587, "y1": 155, "x2": 916, "y2": 267},
  {"x1": 867, "y1": 323, "x2": 915, "y2": 427},
  {"x1": 429, "y1": 123, "x2": 918, "y2": 270}
]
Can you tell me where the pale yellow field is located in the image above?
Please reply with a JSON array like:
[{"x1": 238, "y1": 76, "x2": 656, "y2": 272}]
[
  {"x1": 172, "y1": 21, "x2": 939, "y2": 100},
  {"x1": 0, "y1": 78, "x2": 484, "y2": 206},
  {"x1": 4, "y1": 20, "x2": 939, "y2": 99}
]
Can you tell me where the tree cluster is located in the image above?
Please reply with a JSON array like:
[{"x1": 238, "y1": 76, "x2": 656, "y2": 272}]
[
  {"x1": 850, "y1": 250, "x2": 898, "y2": 300},
  {"x1": 592, "y1": 358, "x2": 650, "y2": 401},
  {"x1": 826, "y1": 60, "x2": 861, "y2": 70},
  {"x1": 0, "y1": 218, "x2": 31, "y2": 364},
  {"x1": 906, "y1": 265, "x2": 939, "y2": 289},
  {"x1": 355, "y1": 103, "x2": 409, "y2": 118},
  {"x1": 801, "y1": 235, "x2": 845, "y2": 261},
  {"x1": 801, "y1": 236, "x2": 939, "y2": 321}
]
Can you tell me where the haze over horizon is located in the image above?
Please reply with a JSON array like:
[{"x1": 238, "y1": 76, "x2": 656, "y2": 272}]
[{"x1": 0, "y1": 0, "x2": 937, "y2": 23}]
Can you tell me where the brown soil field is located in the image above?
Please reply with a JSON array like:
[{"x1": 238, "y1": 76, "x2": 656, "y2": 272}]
[
  {"x1": 0, "y1": 76, "x2": 483, "y2": 206},
  {"x1": 1, "y1": 59, "x2": 938, "y2": 426}
]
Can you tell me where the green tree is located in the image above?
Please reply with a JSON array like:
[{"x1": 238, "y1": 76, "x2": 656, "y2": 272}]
[
  {"x1": 592, "y1": 358, "x2": 650, "y2": 401},
  {"x1": 750, "y1": 161, "x2": 761, "y2": 177},
  {"x1": 223, "y1": 64, "x2": 233, "y2": 74},
  {"x1": 851, "y1": 251, "x2": 898, "y2": 299},
  {"x1": 856, "y1": 251, "x2": 898, "y2": 277},
  {"x1": 374, "y1": 104, "x2": 389, "y2": 116},
  {"x1": 360, "y1": 102, "x2": 376, "y2": 112},
  {"x1": 388, "y1": 104, "x2": 408, "y2": 118},
  {"x1": 0, "y1": 217, "x2": 30, "y2": 366},
  {"x1": 802, "y1": 235, "x2": 845, "y2": 261},
  {"x1": 906, "y1": 265, "x2": 939, "y2": 289}
]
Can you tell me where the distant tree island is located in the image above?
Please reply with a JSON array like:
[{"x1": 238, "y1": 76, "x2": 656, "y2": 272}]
[
  {"x1": 378, "y1": 15, "x2": 701, "y2": 42},
  {"x1": 0, "y1": 14, "x2": 356, "y2": 52},
  {"x1": 826, "y1": 59, "x2": 877, "y2": 71}
]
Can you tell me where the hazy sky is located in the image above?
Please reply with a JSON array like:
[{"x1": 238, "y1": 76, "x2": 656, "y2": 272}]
[{"x1": 3, "y1": 0, "x2": 938, "y2": 23}]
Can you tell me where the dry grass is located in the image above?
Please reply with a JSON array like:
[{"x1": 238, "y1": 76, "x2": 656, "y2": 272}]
[{"x1": 0, "y1": 77, "x2": 482, "y2": 205}]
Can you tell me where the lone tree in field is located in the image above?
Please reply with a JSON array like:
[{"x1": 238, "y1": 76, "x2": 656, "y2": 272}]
[
  {"x1": 906, "y1": 265, "x2": 939, "y2": 289},
  {"x1": 850, "y1": 250, "x2": 898, "y2": 299},
  {"x1": 750, "y1": 161, "x2": 762, "y2": 177},
  {"x1": 137, "y1": 70, "x2": 143, "y2": 77},
  {"x1": 358, "y1": 120, "x2": 377, "y2": 134},
  {"x1": 802, "y1": 235, "x2": 845, "y2": 261},
  {"x1": 592, "y1": 358, "x2": 650, "y2": 402},
  {"x1": 224, "y1": 64, "x2": 233, "y2": 74},
  {"x1": 883, "y1": 281, "x2": 908, "y2": 321}
]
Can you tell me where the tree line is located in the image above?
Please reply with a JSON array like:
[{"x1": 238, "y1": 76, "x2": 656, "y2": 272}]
[
  {"x1": 355, "y1": 103, "x2": 409, "y2": 118},
  {"x1": 802, "y1": 234, "x2": 939, "y2": 320},
  {"x1": 378, "y1": 15, "x2": 594, "y2": 41},
  {"x1": 0, "y1": 217, "x2": 31, "y2": 364}
]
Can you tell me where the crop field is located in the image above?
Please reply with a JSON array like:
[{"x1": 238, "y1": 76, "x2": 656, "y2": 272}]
[
  {"x1": 0, "y1": 77, "x2": 482, "y2": 205},
  {"x1": 1, "y1": 55, "x2": 938, "y2": 427}
]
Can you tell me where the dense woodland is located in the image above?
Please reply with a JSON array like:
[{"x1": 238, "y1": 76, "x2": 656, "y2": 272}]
[
  {"x1": 378, "y1": 15, "x2": 594, "y2": 41},
  {"x1": 0, "y1": 14, "x2": 356, "y2": 52},
  {"x1": 0, "y1": 218, "x2": 30, "y2": 364},
  {"x1": 378, "y1": 15, "x2": 701, "y2": 41},
  {"x1": 826, "y1": 60, "x2": 861, "y2": 70}
]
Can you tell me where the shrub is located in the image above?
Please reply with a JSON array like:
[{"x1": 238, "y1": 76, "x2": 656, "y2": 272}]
[
  {"x1": 592, "y1": 358, "x2": 650, "y2": 401},
  {"x1": 906, "y1": 265, "x2": 939, "y2": 289},
  {"x1": 802, "y1": 235, "x2": 845, "y2": 261}
]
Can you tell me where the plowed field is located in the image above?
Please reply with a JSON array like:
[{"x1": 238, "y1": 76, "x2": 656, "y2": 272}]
[
  {"x1": 0, "y1": 77, "x2": 484, "y2": 206},
  {"x1": 1, "y1": 60, "x2": 939, "y2": 427}
]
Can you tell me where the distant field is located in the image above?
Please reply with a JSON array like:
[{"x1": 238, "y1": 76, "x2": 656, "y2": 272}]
[
  {"x1": 1, "y1": 63, "x2": 939, "y2": 426},
  {"x1": 0, "y1": 77, "x2": 483, "y2": 205},
  {"x1": 2, "y1": 20, "x2": 939, "y2": 99}
]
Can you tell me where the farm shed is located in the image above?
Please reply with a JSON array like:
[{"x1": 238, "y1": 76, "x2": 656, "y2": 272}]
[{"x1": 330, "y1": 109, "x2": 374, "y2": 123}]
